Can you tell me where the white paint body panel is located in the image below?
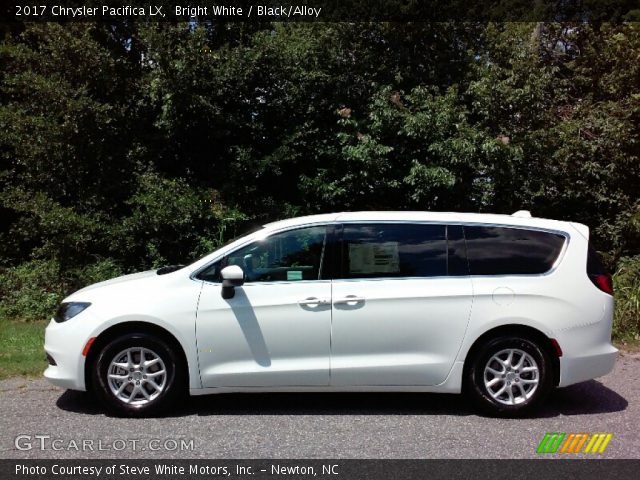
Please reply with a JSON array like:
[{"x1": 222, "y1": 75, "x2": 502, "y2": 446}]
[
  {"x1": 330, "y1": 277, "x2": 472, "y2": 386},
  {"x1": 197, "y1": 280, "x2": 331, "y2": 387},
  {"x1": 45, "y1": 269, "x2": 202, "y2": 391},
  {"x1": 43, "y1": 211, "x2": 617, "y2": 398}
]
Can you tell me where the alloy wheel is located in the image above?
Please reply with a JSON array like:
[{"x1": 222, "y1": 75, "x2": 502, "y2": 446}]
[
  {"x1": 483, "y1": 348, "x2": 539, "y2": 406},
  {"x1": 107, "y1": 347, "x2": 167, "y2": 405}
]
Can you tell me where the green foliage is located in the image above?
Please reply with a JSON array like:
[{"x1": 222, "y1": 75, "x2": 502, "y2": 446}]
[
  {"x1": 0, "y1": 23, "x2": 140, "y2": 210},
  {"x1": 0, "y1": 186, "x2": 109, "y2": 267},
  {"x1": 0, "y1": 259, "x2": 65, "y2": 322},
  {"x1": 70, "y1": 259, "x2": 125, "y2": 289},
  {"x1": 119, "y1": 169, "x2": 238, "y2": 268},
  {"x1": 0, "y1": 259, "x2": 125, "y2": 322},
  {"x1": 613, "y1": 256, "x2": 640, "y2": 341},
  {"x1": 0, "y1": 22, "x2": 638, "y2": 341}
]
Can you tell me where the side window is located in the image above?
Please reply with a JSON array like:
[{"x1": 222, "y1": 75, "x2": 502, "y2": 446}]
[
  {"x1": 463, "y1": 226, "x2": 566, "y2": 275},
  {"x1": 199, "y1": 226, "x2": 327, "y2": 283},
  {"x1": 340, "y1": 224, "x2": 447, "y2": 279},
  {"x1": 447, "y1": 224, "x2": 469, "y2": 276}
]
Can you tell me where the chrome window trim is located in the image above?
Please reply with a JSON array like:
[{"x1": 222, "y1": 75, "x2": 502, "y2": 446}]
[
  {"x1": 191, "y1": 219, "x2": 571, "y2": 284},
  {"x1": 331, "y1": 276, "x2": 455, "y2": 283},
  {"x1": 230, "y1": 279, "x2": 332, "y2": 286}
]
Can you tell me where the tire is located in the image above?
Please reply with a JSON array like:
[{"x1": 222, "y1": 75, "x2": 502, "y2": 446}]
[
  {"x1": 465, "y1": 335, "x2": 553, "y2": 417},
  {"x1": 91, "y1": 333, "x2": 185, "y2": 417}
]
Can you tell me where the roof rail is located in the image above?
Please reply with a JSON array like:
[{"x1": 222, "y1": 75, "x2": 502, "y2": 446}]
[{"x1": 512, "y1": 210, "x2": 532, "y2": 218}]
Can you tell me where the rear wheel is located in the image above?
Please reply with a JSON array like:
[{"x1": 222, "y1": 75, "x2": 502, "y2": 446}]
[
  {"x1": 465, "y1": 336, "x2": 553, "y2": 417},
  {"x1": 91, "y1": 333, "x2": 185, "y2": 417}
]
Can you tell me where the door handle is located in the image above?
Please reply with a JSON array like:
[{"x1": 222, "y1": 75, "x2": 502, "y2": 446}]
[
  {"x1": 298, "y1": 297, "x2": 331, "y2": 306},
  {"x1": 333, "y1": 295, "x2": 365, "y2": 305}
]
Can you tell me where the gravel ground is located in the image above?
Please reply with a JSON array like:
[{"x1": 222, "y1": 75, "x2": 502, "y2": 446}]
[{"x1": 1, "y1": 354, "x2": 638, "y2": 459}]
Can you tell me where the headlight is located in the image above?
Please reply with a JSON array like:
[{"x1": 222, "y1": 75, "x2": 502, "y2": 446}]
[{"x1": 54, "y1": 302, "x2": 91, "y2": 323}]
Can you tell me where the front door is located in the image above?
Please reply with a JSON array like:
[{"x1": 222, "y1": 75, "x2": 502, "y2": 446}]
[{"x1": 196, "y1": 225, "x2": 332, "y2": 388}]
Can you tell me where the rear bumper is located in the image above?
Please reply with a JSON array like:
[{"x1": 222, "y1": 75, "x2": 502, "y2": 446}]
[{"x1": 558, "y1": 344, "x2": 618, "y2": 387}]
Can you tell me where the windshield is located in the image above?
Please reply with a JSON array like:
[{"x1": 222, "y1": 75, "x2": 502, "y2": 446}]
[{"x1": 186, "y1": 224, "x2": 266, "y2": 271}]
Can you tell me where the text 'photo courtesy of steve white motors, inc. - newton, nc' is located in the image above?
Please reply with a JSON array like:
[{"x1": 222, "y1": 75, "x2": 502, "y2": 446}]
[
  {"x1": 14, "y1": 4, "x2": 323, "y2": 19},
  {"x1": 14, "y1": 462, "x2": 337, "y2": 477}
]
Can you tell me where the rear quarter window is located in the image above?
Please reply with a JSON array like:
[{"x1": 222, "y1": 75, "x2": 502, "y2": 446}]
[
  {"x1": 463, "y1": 226, "x2": 566, "y2": 275},
  {"x1": 587, "y1": 243, "x2": 608, "y2": 275}
]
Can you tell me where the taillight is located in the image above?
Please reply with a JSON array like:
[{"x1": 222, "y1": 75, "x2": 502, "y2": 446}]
[
  {"x1": 589, "y1": 274, "x2": 613, "y2": 295},
  {"x1": 587, "y1": 242, "x2": 613, "y2": 295}
]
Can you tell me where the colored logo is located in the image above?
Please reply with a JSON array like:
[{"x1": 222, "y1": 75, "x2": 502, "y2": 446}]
[{"x1": 537, "y1": 432, "x2": 613, "y2": 454}]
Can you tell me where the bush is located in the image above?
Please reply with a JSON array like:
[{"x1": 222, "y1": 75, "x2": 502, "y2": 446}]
[
  {"x1": 0, "y1": 259, "x2": 65, "y2": 322},
  {"x1": 0, "y1": 258, "x2": 125, "y2": 322},
  {"x1": 118, "y1": 169, "x2": 239, "y2": 269},
  {"x1": 612, "y1": 256, "x2": 640, "y2": 341},
  {"x1": 68, "y1": 259, "x2": 124, "y2": 290}
]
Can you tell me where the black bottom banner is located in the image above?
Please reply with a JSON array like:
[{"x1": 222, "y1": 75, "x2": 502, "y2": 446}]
[{"x1": 1, "y1": 459, "x2": 640, "y2": 480}]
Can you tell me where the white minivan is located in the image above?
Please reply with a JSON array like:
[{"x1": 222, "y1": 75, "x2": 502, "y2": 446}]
[{"x1": 44, "y1": 211, "x2": 617, "y2": 417}]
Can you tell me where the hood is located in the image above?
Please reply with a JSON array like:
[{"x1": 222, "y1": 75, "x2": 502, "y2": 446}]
[{"x1": 68, "y1": 270, "x2": 159, "y2": 298}]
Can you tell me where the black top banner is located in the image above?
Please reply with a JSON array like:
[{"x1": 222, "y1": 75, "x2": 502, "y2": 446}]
[{"x1": 2, "y1": 0, "x2": 640, "y2": 23}]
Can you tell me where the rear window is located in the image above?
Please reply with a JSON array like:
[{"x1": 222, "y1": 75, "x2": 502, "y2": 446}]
[{"x1": 463, "y1": 226, "x2": 566, "y2": 275}]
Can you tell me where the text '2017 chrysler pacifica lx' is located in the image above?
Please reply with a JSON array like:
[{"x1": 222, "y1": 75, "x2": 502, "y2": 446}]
[{"x1": 44, "y1": 211, "x2": 617, "y2": 417}]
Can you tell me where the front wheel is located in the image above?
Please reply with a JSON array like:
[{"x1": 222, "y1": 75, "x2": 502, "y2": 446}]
[
  {"x1": 465, "y1": 336, "x2": 553, "y2": 417},
  {"x1": 91, "y1": 333, "x2": 185, "y2": 417}
]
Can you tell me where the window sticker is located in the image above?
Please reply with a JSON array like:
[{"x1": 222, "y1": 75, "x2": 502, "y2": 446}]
[
  {"x1": 349, "y1": 242, "x2": 400, "y2": 274},
  {"x1": 287, "y1": 270, "x2": 303, "y2": 281}
]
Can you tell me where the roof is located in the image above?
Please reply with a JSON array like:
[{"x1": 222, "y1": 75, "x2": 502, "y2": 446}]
[{"x1": 263, "y1": 211, "x2": 582, "y2": 234}]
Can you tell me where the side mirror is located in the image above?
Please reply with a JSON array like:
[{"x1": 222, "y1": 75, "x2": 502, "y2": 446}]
[{"x1": 220, "y1": 265, "x2": 245, "y2": 299}]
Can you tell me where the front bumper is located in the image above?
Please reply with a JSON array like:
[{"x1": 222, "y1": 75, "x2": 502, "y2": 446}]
[{"x1": 43, "y1": 316, "x2": 95, "y2": 391}]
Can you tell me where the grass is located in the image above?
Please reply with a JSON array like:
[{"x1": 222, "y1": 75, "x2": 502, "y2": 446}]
[{"x1": 0, "y1": 317, "x2": 47, "y2": 379}]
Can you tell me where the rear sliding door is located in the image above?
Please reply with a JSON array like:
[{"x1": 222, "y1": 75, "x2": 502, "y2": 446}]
[{"x1": 330, "y1": 223, "x2": 473, "y2": 386}]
